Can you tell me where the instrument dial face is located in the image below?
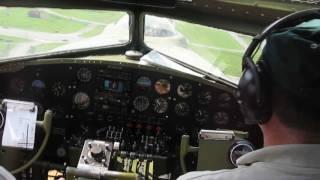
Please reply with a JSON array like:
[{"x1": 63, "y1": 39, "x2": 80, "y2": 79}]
[
  {"x1": 154, "y1": 79, "x2": 171, "y2": 95},
  {"x1": 229, "y1": 141, "x2": 254, "y2": 167},
  {"x1": 73, "y1": 92, "x2": 90, "y2": 110},
  {"x1": 153, "y1": 98, "x2": 168, "y2": 114},
  {"x1": 175, "y1": 102, "x2": 190, "y2": 116},
  {"x1": 136, "y1": 76, "x2": 152, "y2": 89},
  {"x1": 218, "y1": 93, "x2": 232, "y2": 108},
  {"x1": 31, "y1": 80, "x2": 46, "y2": 90},
  {"x1": 51, "y1": 82, "x2": 66, "y2": 97},
  {"x1": 77, "y1": 68, "x2": 92, "y2": 82},
  {"x1": 195, "y1": 109, "x2": 209, "y2": 123},
  {"x1": 31, "y1": 80, "x2": 46, "y2": 96},
  {"x1": 177, "y1": 83, "x2": 192, "y2": 98},
  {"x1": 213, "y1": 112, "x2": 230, "y2": 125},
  {"x1": 198, "y1": 91, "x2": 212, "y2": 105},
  {"x1": 133, "y1": 96, "x2": 150, "y2": 112}
]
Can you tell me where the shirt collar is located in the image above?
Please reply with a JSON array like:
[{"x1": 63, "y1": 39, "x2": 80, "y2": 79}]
[{"x1": 237, "y1": 144, "x2": 320, "y2": 168}]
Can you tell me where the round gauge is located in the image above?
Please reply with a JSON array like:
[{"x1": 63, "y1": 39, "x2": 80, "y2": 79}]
[
  {"x1": 195, "y1": 109, "x2": 210, "y2": 123},
  {"x1": 154, "y1": 79, "x2": 171, "y2": 95},
  {"x1": 32, "y1": 80, "x2": 46, "y2": 89},
  {"x1": 218, "y1": 93, "x2": 232, "y2": 108},
  {"x1": 31, "y1": 80, "x2": 46, "y2": 94},
  {"x1": 153, "y1": 97, "x2": 168, "y2": 114},
  {"x1": 213, "y1": 112, "x2": 230, "y2": 125},
  {"x1": 51, "y1": 82, "x2": 66, "y2": 97},
  {"x1": 177, "y1": 83, "x2": 192, "y2": 98},
  {"x1": 136, "y1": 76, "x2": 152, "y2": 88},
  {"x1": 175, "y1": 102, "x2": 190, "y2": 116},
  {"x1": 77, "y1": 68, "x2": 92, "y2": 82},
  {"x1": 198, "y1": 91, "x2": 212, "y2": 105},
  {"x1": 73, "y1": 92, "x2": 90, "y2": 110},
  {"x1": 229, "y1": 141, "x2": 254, "y2": 167},
  {"x1": 133, "y1": 96, "x2": 150, "y2": 112},
  {"x1": 10, "y1": 78, "x2": 25, "y2": 94}
]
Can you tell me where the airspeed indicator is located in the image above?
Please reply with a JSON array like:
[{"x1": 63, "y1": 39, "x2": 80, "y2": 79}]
[
  {"x1": 153, "y1": 98, "x2": 168, "y2": 114},
  {"x1": 133, "y1": 96, "x2": 150, "y2": 112}
]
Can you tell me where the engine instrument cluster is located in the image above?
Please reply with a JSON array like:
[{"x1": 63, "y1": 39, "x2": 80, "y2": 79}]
[{"x1": 0, "y1": 62, "x2": 261, "y2": 179}]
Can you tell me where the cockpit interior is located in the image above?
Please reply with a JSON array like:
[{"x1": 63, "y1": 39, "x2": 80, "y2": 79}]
[{"x1": 0, "y1": 0, "x2": 316, "y2": 179}]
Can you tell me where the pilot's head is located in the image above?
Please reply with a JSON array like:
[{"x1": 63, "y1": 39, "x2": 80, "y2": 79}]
[{"x1": 259, "y1": 24, "x2": 320, "y2": 144}]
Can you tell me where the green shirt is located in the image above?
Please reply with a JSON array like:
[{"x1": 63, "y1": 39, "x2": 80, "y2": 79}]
[{"x1": 178, "y1": 144, "x2": 320, "y2": 180}]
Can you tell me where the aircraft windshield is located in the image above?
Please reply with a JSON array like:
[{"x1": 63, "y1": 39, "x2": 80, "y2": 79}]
[
  {"x1": 0, "y1": 7, "x2": 129, "y2": 59},
  {"x1": 144, "y1": 15, "x2": 252, "y2": 83}
]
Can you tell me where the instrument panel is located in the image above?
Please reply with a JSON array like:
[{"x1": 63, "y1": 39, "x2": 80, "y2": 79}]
[{"x1": 0, "y1": 61, "x2": 262, "y2": 176}]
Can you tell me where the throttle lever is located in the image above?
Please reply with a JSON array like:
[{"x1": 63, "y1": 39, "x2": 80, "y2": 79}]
[{"x1": 180, "y1": 135, "x2": 199, "y2": 174}]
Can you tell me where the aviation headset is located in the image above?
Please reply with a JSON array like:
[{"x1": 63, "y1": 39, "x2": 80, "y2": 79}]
[{"x1": 237, "y1": 8, "x2": 320, "y2": 125}]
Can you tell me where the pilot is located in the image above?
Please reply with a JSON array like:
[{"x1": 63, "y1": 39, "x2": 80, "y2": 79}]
[{"x1": 178, "y1": 19, "x2": 320, "y2": 179}]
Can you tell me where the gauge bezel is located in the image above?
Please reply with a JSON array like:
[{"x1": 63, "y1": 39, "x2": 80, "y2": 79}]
[
  {"x1": 77, "y1": 68, "x2": 92, "y2": 83},
  {"x1": 177, "y1": 83, "x2": 193, "y2": 98},
  {"x1": 136, "y1": 76, "x2": 152, "y2": 89},
  {"x1": 133, "y1": 96, "x2": 150, "y2": 112},
  {"x1": 153, "y1": 97, "x2": 169, "y2": 114},
  {"x1": 229, "y1": 142, "x2": 254, "y2": 167},
  {"x1": 154, "y1": 79, "x2": 171, "y2": 95},
  {"x1": 73, "y1": 92, "x2": 91, "y2": 110}
]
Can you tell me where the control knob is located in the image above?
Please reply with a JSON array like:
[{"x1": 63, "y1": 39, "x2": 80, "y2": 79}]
[{"x1": 89, "y1": 143, "x2": 105, "y2": 162}]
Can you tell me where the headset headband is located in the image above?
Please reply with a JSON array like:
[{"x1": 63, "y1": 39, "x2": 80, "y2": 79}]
[{"x1": 242, "y1": 8, "x2": 320, "y2": 70}]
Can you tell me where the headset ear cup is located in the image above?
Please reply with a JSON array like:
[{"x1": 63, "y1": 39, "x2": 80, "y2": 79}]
[
  {"x1": 238, "y1": 9, "x2": 320, "y2": 125},
  {"x1": 238, "y1": 67, "x2": 260, "y2": 125},
  {"x1": 256, "y1": 61, "x2": 272, "y2": 124},
  {"x1": 238, "y1": 62, "x2": 271, "y2": 125}
]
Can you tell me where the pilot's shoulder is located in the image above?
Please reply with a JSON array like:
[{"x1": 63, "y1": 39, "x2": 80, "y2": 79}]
[
  {"x1": 177, "y1": 168, "x2": 245, "y2": 180},
  {"x1": 177, "y1": 165, "x2": 258, "y2": 180}
]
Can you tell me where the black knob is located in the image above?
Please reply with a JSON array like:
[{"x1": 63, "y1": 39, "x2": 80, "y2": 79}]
[{"x1": 90, "y1": 144, "x2": 104, "y2": 161}]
